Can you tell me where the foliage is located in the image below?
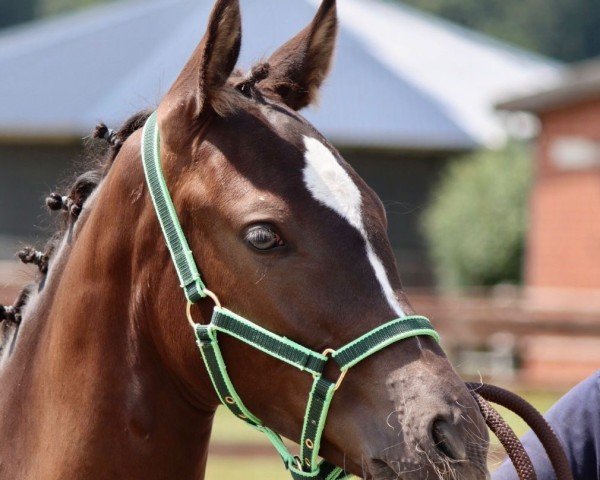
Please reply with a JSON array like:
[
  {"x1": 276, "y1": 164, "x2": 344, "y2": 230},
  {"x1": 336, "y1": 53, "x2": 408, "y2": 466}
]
[
  {"x1": 2, "y1": 0, "x2": 598, "y2": 62},
  {"x1": 0, "y1": 0, "x2": 36, "y2": 29},
  {"x1": 397, "y1": 0, "x2": 600, "y2": 62},
  {"x1": 36, "y1": 0, "x2": 114, "y2": 18},
  {"x1": 421, "y1": 143, "x2": 532, "y2": 289},
  {"x1": 0, "y1": 0, "x2": 114, "y2": 29}
]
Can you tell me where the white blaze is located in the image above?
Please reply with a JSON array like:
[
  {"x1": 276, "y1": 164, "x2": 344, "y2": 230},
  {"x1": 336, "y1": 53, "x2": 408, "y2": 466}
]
[{"x1": 302, "y1": 136, "x2": 405, "y2": 317}]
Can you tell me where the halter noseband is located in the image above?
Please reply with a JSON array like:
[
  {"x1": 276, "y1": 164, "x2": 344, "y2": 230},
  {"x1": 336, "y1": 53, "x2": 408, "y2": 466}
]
[{"x1": 141, "y1": 111, "x2": 440, "y2": 480}]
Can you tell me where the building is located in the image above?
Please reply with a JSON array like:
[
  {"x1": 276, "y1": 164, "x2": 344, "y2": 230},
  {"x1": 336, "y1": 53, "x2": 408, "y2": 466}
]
[
  {"x1": 498, "y1": 59, "x2": 600, "y2": 387},
  {"x1": 0, "y1": 0, "x2": 560, "y2": 286},
  {"x1": 499, "y1": 60, "x2": 600, "y2": 305}
]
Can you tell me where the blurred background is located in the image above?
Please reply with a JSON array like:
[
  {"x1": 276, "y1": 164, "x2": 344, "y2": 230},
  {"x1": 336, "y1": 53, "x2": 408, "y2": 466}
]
[{"x1": 1, "y1": 0, "x2": 599, "y2": 476}]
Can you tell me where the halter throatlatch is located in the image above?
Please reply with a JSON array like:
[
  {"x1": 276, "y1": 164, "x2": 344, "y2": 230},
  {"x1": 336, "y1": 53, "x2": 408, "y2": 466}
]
[{"x1": 141, "y1": 111, "x2": 440, "y2": 480}]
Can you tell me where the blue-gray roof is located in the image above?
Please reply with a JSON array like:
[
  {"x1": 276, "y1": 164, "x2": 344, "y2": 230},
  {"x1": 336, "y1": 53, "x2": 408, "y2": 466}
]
[{"x1": 0, "y1": 0, "x2": 562, "y2": 149}]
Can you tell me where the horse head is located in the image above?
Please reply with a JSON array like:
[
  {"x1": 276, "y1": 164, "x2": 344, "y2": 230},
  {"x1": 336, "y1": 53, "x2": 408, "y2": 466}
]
[{"x1": 140, "y1": 0, "x2": 490, "y2": 477}]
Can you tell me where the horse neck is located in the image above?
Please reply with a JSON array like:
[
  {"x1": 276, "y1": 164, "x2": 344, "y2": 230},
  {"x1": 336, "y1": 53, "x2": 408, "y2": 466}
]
[{"x1": 0, "y1": 134, "x2": 216, "y2": 480}]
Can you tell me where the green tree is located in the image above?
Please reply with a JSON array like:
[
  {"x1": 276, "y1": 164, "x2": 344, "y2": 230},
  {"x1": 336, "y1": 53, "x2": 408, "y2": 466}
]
[
  {"x1": 6, "y1": 0, "x2": 598, "y2": 63},
  {"x1": 0, "y1": 0, "x2": 37, "y2": 29},
  {"x1": 37, "y1": 0, "x2": 113, "y2": 17},
  {"x1": 421, "y1": 143, "x2": 532, "y2": 289},
  {"x1": 398, "y1": 0, "x2": 600, "y2": 62}
]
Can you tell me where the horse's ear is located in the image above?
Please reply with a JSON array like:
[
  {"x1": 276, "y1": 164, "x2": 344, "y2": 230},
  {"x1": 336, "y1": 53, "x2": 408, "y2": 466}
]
[
  {"x1": 159, "y1": 0, "x2": 241, "y2": 133},
  {"x1": 261, "y1": 0, "x2": 337, "y2": 111}
]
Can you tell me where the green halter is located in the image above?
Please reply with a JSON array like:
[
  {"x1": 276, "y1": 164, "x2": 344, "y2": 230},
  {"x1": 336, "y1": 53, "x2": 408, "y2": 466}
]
[{"x1": 141, "y1": 111, "x2": 440, "y2": 480}]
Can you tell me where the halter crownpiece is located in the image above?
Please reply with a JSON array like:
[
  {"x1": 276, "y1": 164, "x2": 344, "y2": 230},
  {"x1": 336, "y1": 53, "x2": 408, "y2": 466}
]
[{"x1": 141, "y1": 111, "x2": 440, "y2": 480}]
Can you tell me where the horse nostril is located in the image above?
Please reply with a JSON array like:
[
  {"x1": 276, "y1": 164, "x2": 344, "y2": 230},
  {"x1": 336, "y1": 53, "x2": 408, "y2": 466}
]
[{"x1": 431, "y1": 417, "x2": 467, "y2": 461}]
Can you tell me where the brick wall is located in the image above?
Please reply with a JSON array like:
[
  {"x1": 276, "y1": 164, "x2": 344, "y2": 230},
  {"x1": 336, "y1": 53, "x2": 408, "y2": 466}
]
[
  {"x1": 522, "y1": 335, "x2": 600, "y2": 388},
  {"x1": 526, "y1": 97, "x2": 600, "y2": 291}
]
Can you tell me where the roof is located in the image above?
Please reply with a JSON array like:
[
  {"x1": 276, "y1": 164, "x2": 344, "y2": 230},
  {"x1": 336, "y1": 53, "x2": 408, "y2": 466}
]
[
  {"x1": 0, "y1": 0, "x2": 561, "y2": 150},
  {"x1": 498, "y1": 58, "x2": 600, "y2": 113}
]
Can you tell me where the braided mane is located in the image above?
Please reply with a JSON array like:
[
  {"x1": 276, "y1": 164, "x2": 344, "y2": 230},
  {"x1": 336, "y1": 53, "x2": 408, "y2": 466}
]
[
  {"x1": 1, "y1": 62, "x2": 276, "y2": 348},
  {"x1": 0, "y1": 110, "x2": 152, "y2": 346}
]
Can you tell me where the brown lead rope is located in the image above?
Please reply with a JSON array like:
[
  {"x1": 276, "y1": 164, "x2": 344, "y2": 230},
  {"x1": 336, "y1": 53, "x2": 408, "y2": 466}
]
[
  {"x1": 467, "y1": 382, "x2": 574, "y2": 480},
  {"x1": 470, "y1": 390, "x2": 537, "y2": 480}
]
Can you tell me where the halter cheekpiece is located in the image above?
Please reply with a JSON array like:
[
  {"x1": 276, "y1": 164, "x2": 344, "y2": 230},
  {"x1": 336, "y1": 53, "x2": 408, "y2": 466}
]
[{"x1": 141, "y1": 111, "x2": 440, "y2": 480}]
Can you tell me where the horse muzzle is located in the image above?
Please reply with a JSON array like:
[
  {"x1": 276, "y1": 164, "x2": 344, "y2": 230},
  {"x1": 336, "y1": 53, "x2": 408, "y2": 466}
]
[{"x1": 360, "y1": 358, "x2": 490, "y2": 479}]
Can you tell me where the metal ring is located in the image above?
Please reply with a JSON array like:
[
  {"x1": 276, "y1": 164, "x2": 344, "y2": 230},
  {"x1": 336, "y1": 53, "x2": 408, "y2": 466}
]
[
  {"x1": 321, "y1": 347, "x2": 347, "y2": 391},
  {"x1": 312, "y1": 348, "x2": 339, "y2": 380},
  {"x1": 333, "y1": 369, "x2": 348, "y2": 391},
  {"x1": 203, "y1": 288, "x2": 222, "y2": 309},
  {"x1": 225, "y1": 396, "x2": 235, "y2": 405},
  {"x1": 186, "y1": 301, "x2": 197, "y2": 329},
  {"x1": 305, "y1": 439, "x2": 314, "y2": 449},
  {"x1": 186, "y1": 289, "x2": 222, "y2": 329}
]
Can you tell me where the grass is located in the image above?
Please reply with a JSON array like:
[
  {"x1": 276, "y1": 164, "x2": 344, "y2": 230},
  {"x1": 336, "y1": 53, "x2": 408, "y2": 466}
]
[
  {"x1": 206, "y1": 457, "x2": 288, "y2": 480},
  {"x1": 491, "y1": 390, "x2": 561, "y2": 437},
  {"x1": 205, "y1": 390, "x2": 564, "y2": 479},
  {"x1": 206, "y1": 409, "x2": 292, "y2": 480},
  {"x1": 209, "y1": 408, "x2": 271, "y2": 445}
]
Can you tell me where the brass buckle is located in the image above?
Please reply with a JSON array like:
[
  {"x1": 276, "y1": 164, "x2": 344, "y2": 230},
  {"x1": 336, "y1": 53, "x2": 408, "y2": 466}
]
[
  {"x1": 186, "y1": 288, "x2": 222, "y2": 328},
  {"x1": 321, "y1": 348, "x2": 348, "y2": 391}
]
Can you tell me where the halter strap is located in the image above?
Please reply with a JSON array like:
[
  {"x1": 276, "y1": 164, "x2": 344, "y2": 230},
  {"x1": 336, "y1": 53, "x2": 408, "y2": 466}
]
[
  {"x1": 141, "y1": 111, "x2": 440, "y2": 480},
  {"x1": 195, "y1": 307, "x2": 438, "y2": 479},
  {"x1": 333, "y1": 315, "x2": 436, "y2": 370},
  {"x1": 210, "y1": 308, "x2": 328, "y2": 376},
  {"x1": 141, "y1": 112, "x2": 206, "y2": 302}
]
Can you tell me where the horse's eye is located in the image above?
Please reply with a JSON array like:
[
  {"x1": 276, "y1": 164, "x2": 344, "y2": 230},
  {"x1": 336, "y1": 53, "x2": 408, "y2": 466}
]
[{"x1": 245, "y1": 225, "x2": 284, "y2": 251}]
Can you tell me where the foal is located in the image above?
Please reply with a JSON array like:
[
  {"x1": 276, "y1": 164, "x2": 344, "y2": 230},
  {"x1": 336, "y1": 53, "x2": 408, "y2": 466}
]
[{"x1": 0, "y1": 0, "x2": 489, "y2": 478}]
